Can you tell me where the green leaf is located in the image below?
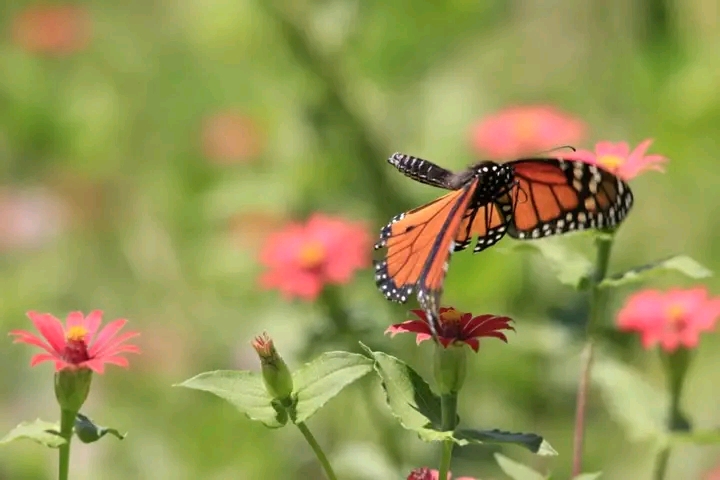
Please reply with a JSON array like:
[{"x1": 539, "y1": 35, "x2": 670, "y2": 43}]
[
  {"x1": 592, "y1": 357, "x2": 667, "y2": 442},
  {"x1": 506, "y1": 240, "x2": 593, "y2": 289},
  {"x1": 0, "y1": 419, "x2": 65, "y2": 448},
  {"x1": 361, "y1": 344, "x2": 441, "y2": 436},
  {"x1": 455, "y1": 429, "x2": 557, "y2": 456},
  {"x1": 573, "y1": 473, "x2": 602, "y2": 480},
  {"x1": 175, "y1": 370, "x2": 285, "y2": 428},
  {"x1": 670, "y1": 429, "x2": 720, "y2": 445},
  {"x1": 494, "y1": 453, "x2": 548, "y2": 480},
  {"x1": 599, "y1": 255, "x2": 712, "y2": 289},
  {"x1": 292, "y1": 351, "x2": 373, "y2": 424},
  {"x1": 74, "y1": 413, "x2": 126, "y2": 443}
]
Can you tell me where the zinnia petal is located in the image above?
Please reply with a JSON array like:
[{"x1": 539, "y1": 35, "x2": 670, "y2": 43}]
[{"x1": 26, "y1": 311, "x2": 66, "y2": 353}]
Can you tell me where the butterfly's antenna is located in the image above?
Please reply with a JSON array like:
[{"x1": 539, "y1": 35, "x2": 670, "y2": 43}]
[
  {"x1": 514, "y1": 180, "x2": 529, "y2": 205},
  {"x1": 534, "y1": 145, "x2": 577, "y2": 156}
]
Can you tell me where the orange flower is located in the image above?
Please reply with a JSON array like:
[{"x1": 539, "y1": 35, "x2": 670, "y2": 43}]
[
  {"x1": 259, "y1": 213, "x2": 371, "y2": 300},
  {"x1": 471, "y1": 105, "x2": 586, "y2": 159},
  {"x1": 201, "y1": 112, "x2": 264, "y2": 164},
  {"x1": 10, "y1": 311, "x2": 140, "y2": 373},
  {"x1": 12, "y1": 5, "x2": 91, "y2": 55},
  {"x1": 386, "y1": 307, "x2": 513, "y2": 352},
  {"x1": 617, "y1": 288, "x2": 720, "y2": 352}
]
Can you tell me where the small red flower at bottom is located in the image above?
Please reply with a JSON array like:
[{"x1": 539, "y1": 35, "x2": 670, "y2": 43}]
[
  {"x1": 407, "y1": 467, "x2": 476, "y2": 480},
  {"x1": 10, "y1": 311, "x2": 140, "y2": 373},
  {"x1": 386, "y1": 307, "x2": 513, "y2": 351},
  {"x1": 617, "y1": 287, "x2": 720, "y2": 352}
]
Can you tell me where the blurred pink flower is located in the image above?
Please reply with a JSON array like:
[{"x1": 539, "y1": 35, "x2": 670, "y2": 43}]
[
  {"x1": 10, "y1": 311, "x2": 140, "y2": 373},
  {"x1": 387, "y1": 307, "x2": 513, "y2": 352},
  {"x1": 704, "y1": 463, "x2": 720, "y2": 480},
  {"x1": 201, "y1": 112, "x2": 264, "y2": 164},
  {"x1": 617, "y1": 287, "x2": 720, "y2": 352},
  {"x1": 471, "y1": 105, "x2": 586, "y2": 159},
  {"x1": 407, "y1": 467, "x2": 476, "y2": 480},
  {"x1": 259, "y1": 213, "x2": 371, "y2": 300},
  {"x1": 563, "y1": 139, "x2": 668, "y2": 180},
  {"x1": 0, "y1": 187, "x2": 69, "y2": 251},
  {"x1": 12, "y1": 5, "x2": 91, "y2": 55}
]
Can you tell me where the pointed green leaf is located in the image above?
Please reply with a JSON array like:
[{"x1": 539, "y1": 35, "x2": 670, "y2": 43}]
[
  {"x1": 74, "y1": 413, "x2": 125, "y2": 443},
  {"x1": 506, "y1": 240, "x2": 593, "y2": 289},
  {"x1": 455, "y1": 429, "x2": 557, "y2": 456},
  {"x1": 573, "y1": 473, "x2": 602, "y2": 480},
  {"x1": 599, "y1": 255, "x2": 712, "y2": 289},
  {"x1": 361, "y1": 344, "x2": 442, "y2": 436},
  {"x1": 671, "y1": 429, "x2": 720, "y2": 445},
  {"x1": 292, "y1": 351, "x2": 373, "y2": 423},
  {"x1": 0, "y1": 419, "x2": 65, "y2": 448},
  {"x1": 592, "y1": 357, "x2": 667, "y2": 442},
  {"x1": 175, "y1": 370, "x2": 285, "y2": 428},
  {"x1": 494, "y1": 453, "x2": 548, "y2": 480}
]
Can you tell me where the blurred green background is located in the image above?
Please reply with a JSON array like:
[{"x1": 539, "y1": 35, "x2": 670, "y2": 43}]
[{"x1": 1, "y1": 1, "x2": 720, "y2": 479}]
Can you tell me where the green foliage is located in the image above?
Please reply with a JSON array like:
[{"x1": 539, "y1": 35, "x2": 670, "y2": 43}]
[
  {"x1": 176, "y1": 371, "x2": 285, "y2": 428},
  {"x1": 292, "y1": 352, "x2": 373, "y2": 424},
  {"x1": 74, "y1": 413, "x2": 126, "y2": 444},
  {"x1": 599, "y1": 255, "x2": 712, "y2": 288},
  {"x1": 363, "y1": 345, "x2": 556, "y2": 454},
  {"x1": 494, "y1": 453, "x2": 548, "y2": 480},
  {"x1": 177, "y1": 352, "x2": 372, "y2": 427},
  {"x1": 0, "y1": 419, "x2": 65, "y2": 449},
  {"x1": 506, "y1": 240, "x2": 593, "y2": 290}
]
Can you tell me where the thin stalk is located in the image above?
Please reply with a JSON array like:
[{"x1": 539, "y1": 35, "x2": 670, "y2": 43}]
[
  {"x1": 296, "y1": 422, "x2": 338, "y2": 480},
  {"x1": 438, "y1": 393, "x2": 458, "y2": 480},
  {"x1": 58, "y1": 409, "x2": 76, "y2": 480},
  {"x1": 571, "y1": 232, "x2": 615, "y2": 477},
  {"x1": 653, "y1": 447, "x2": 670, "y2": 480}
]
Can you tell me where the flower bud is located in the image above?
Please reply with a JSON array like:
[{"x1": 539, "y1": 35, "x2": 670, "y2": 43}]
[
  {"x1": 433, "y1": 342, "x2": 467, "y2": 395},
  {"x1": 251, "y1": 333, "x2": 293, "y2": 402},
  {"x1": 54, "y1": 367, "x2": 92, "y2": 412}
]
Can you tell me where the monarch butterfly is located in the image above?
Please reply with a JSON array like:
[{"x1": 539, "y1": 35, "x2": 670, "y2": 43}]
[{"x1": 374, "y1": 152, "x2": 634, "y2": 333}]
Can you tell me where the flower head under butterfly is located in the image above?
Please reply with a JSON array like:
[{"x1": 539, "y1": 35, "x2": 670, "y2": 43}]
[{"x1": 386, "y1": 307, "x2": 513, "y2": 352}]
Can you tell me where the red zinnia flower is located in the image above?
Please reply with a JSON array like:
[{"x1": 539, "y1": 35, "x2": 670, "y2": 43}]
[
  {"x1": 562, "y1": 139, "x2": 667, "y2": 180},
  {"x1": 386, "y1": 307, "x2": 513, "y2": 352},
  {"x1": 12, "y1": 5, "x2": 91, "y2": 55},
  {"x1": 617, "y1": 287, "x2": 720, "y2": 352},
  {"x1": 470, "y1": 105, "x2": 586, "y2": 159},
  {"x1": 10, "y1": 310, "x2": 140, "y2": 373},
  {"x1": 201, "y1": 111, "x2": 264, "y2": 164},
  {"x1": 259, "y1": 213, "x2": 371, "y2": 300},
  {"x1": 407, "y1": 467, "x2": 476, "y2": 480}
]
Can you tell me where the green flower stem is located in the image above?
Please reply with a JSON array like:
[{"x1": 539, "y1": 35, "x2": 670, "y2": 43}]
[
  {"x1": 296, "y1": 422, "x2": 338, "y2": 480},
  {"x1": 571, "y1": 232, "x2": 615, "y2": 477},
  {"x1": 654, "y1": 348, "x2": 693, "y2": 480},
  {"x1": 438, "y1": 393, "x2": 458, "y2": 480},
  {"x1": 58, "y1": 409, "x2": 76, "y2": 480}
]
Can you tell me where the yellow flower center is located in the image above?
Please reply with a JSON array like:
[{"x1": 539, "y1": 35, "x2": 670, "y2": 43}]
[
  {"x1": 298, "y1": 241, "x2": 325, "y2": 269},
  {"x1": 440, "y1": 308, "x2": 463, "y2": 325},
  {"x1": 597, "y1": 154, "x2": 624, "y2": 171},
  {"x1": 65, "y1": 325, "x2": 88, "y2": 342},
  {"x1": 666, "y1": 304, "x2": 686, "y2": 325},
  {"x1": 513, "y1": 117, "x2": 537, "y2": 141}
]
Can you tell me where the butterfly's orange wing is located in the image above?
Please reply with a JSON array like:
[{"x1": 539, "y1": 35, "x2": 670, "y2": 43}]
[
  {"x1": 507, "y1": 159, "x2": 633, "y2": 239},
  {"x1": 374, "y1": 180, "x2": 478, "y2": 308}
]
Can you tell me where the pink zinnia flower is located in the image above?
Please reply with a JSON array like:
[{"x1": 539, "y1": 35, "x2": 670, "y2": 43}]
[
  {"x1": 407, "y1": 467, "x2": 476, "y2": 480},
  {"x1": 563, "y1": 139, "x2": 668, "y2": 180},
  {"x1": 10, "y1": 311, "x2": 140, "y2": 373},
  {"x1": 259, "y1": 213, "x2": 371, "y2": 300},
  {"x1": 12, "y1": 5, "x2": 91, "y2": 55},
  {"x1": 471, "y1": 105, "x2": 586, "y2": 159},
  {"x1": 386, "y1": 307, "x2": 513, "y2": 352},
  {"x1": 201, "y1": 111, "x2": 264, "y2": 164},
  {"x1": 617, "y1": 288, "x2": 720, "y2": 352}
]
